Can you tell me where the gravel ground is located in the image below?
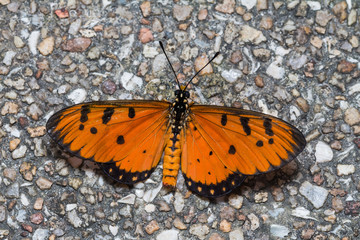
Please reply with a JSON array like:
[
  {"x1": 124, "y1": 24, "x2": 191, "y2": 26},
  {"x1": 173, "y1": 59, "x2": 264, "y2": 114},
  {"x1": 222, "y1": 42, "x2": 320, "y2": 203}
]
[{"x1": 0, "y1": 0, "x2": 360, "y2": 239}]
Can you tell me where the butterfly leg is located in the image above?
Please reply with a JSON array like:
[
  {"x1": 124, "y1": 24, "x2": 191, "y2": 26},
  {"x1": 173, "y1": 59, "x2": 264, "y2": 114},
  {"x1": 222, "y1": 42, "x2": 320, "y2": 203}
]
[{"x1": 162, "y1": 130, "x2": 182, "y2": 188}]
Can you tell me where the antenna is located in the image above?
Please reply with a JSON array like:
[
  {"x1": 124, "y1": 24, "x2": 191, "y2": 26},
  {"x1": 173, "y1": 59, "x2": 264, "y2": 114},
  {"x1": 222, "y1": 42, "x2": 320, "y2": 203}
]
[
  {"x1": 159, "y1": 41, "x2": 220, "y2": 91},
  {"x1": 159, "y1": 41, "x2": 181, "y2": 89}
]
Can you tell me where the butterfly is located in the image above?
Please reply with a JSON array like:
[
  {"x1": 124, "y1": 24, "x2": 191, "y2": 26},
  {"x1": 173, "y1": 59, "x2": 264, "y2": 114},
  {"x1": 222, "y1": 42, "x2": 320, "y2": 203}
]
[{"x1": 46, "y1": 42, "x2": 306, "y2": 198}]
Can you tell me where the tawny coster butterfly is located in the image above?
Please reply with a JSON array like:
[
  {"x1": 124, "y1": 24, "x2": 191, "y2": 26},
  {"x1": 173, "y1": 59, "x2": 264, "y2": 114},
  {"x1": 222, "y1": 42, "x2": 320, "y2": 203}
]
[{"x1": 47, "y1": 42, "x2": 306, "y2": 197}]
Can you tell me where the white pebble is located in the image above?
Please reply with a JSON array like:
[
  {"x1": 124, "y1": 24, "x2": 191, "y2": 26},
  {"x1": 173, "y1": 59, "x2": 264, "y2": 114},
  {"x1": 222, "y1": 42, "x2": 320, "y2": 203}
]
[
  {"x1": 337, "y1": 164, "x2": 355, "y2": 176},
  {"x1": 270, "y1": 224, "x2": 289, "y2": 238},
  {"x1": 315, "y1": 141, "x2": 333, "y2": 163},
  {"x1": 299, "y1": 181, "x2": 328, "y2": 209},
  {"x1": 67, "y1": 88, "x2": 87, "y2": 104},
  {"x1": 156, "y1": 230, "x2": 179, "y2": 240},
  {"x1": 3, "y1": 51, "x2": 16, "y2": 66},
  {"x1": 221, "y1": 69, "x2": 242, "y2": 83},
  {"x1": 266, "y1": 58, "x2": 285, "y2": 79},
  {"x1": 120, "y1": 72, "x2": 143, "y2": 91},
  {"x1": 28, "y1": 30, "x2": 40, "y2": 55},
  {"x1": 144, "y1": 203, "x2": 156, "y2": 213}
]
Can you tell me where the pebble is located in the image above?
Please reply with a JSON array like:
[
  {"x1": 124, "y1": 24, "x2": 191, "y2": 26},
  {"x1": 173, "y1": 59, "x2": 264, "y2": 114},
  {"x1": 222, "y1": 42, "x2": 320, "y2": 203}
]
[
  {"x1": 270, "y1": 224, "x2": 289, "y2": 238},
  {"x1": 61, "y1": 37, "x2": 92, "y2": 52},
  {"x1": 332, "y1": 1, "x2": 347, "y2": 23},
  {"x1": 337, "y1": 60, "x2": 356, "y2": 73},
  {"x1": 221, "y1": 69, "x2": 242, "y2": 83},
  {"x1": 0, "y1": 205, "x2": 6, "y2": 222},
  {"x1": 228, "y1": 194, "x2": 243, "y2": 209},
  {"x1": 348, "y1": 9, "x2": 357, "y2": 26},
  {"x1": 230, "y1": 50, "x2": 242, "y2": 64},
  {"x1": 32, "y1": 228, "x2": 49, "y2": 240},
  {"x1": 12, "y1": 145, "x2": 27, "y2": 159},
  {"x1": 120, "y1": 72, "x2": 143, "y2": 91},
  {"x1": 247, "y1": 213, "x2": 259, "y2": 230},
  {"x1": 344, "y1": 108, "x2": 360, "y2": 125},
  {"x1": 337, "y1": 164, "x2": 355, "y2": 176},
  {"x1": 198, "y1": 9, "x2": 207, "y2": 20},
  {"x1": 229, "y1": 229, "x2": 244, "y2": 240},
  {"x1": 145, "y1": 220, "x2": 160, "y2": 235},
  {"x1": 315, "y1": 11, "x2": 333, "y2": 27},
  {"x1": 156, "y1": 229, "x2": 179, "y2": 240},
  {"x1": 101, "y1": 80, "x2": 116, "y2": 95},
  {"x1": 35, "y1": 177, "x2": 53, "y2": 190},
  {"x1": 219, "y1": 219, "x2": 231, "y2": 232},
  {"x1": 27, "y1": 126, "x2": 46, "y2": 137},
  {"x1": 139, "y1": 28, "x2": 153, "y2": 43},
  {"x1": 194, "y1": 54, "x2": 213, "y2": 75},
  {"x1": 1, "y1": 102, "x2": 19, "y2": 115},
  {"x1": 266, "y1": 58, "x2": 285, "y2": 79},
  {"x1": 259, "y1": 16, "x2": 273, "y2": 29},
  {"x1": 143, "y1": 45, "x2": 158, "y2": 58},
  {"x1": 239, "y1": 25, "x2": 266, "y2": 44},
  {"x1": 6, "y1": 182, "x2": 19, "y2": 198},
  {"x1": 3, "y1": 168, "x2": 16, "y2": 181},
  {"x1": 54, "y1": 8, "x2": 69, "y2": 18},
  {"x1": 174, "y1": 192, "x2": 185, "y2": 213},
  {"x1": 67, "y1": 210, "x2": 82, "y2": 228},
  {"x1": 3, "y1": 51, "x2": 16, "y2": 66},
  {"x1": 173, "y1": 4, "x2": 193, "y2": 21},
  {"x1": 87, "y1": 47, "x2": 100, "y2": 59},
  {"x1": 68, "y1": 88, "x2": 87, "y2": 104},
  {"x1": 224, "y1": 22, "x2": 239, "y2": 44},
  {"x1": 189, "y1": 224, "x2": 209, "y2": 240},
  {"x1": 240, "y1": 0, "x2": 256, "y2": 10},
  {"x1": 215, "y1": 0, "x2": 235, "y2": 14},
  {"x1": 34, "y1": 198, "x2": 44, "y2": 210},
  {"x1": 173, "y1": 217, "x2": 187, "y2": 230},
  {"x1": 254, "y1": 191, "x2": 268, "y2": 203},
  {"x1": 299, "y1": 181, "x2": 328, "y2": 209},
  {"x1": 315, "y1": 141, "x2": 333, "y2": 163},
  {"x1": 289, "y1": 54, "x2": 307, "y2": 70},
  {"x1": 140, "y1": 1, "x2": 151, "y2": 17},
  {"x1": 252, "y1": 48, "x2": 271, "y2": 62},
  {"x1": 30, "y1": 212, "x2": 44, "y2": 225}
]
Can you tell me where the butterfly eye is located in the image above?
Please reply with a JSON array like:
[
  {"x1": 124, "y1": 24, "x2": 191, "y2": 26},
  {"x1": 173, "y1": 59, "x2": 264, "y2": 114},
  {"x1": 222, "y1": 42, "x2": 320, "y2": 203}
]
[
  {"x1": 184, "y1": 91, "x2": 190, "y2": 98},
  {"x1": 174, "y1": 90, "x2": 180, "y2": 96}
]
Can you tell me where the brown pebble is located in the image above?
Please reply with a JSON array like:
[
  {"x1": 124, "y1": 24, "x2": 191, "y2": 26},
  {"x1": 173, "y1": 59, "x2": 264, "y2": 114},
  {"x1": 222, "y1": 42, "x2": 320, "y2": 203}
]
[
  {"x1": 27, "y1": 126, "x2": 46, "y2": 137},
  {"x1": 173, "y1": 4, "x2": 193, "y2": 21},
  {"x1": 330, "y1": 140, "x2": 342, "y2": 150},
  {"x1": 194, "y1": 54, "x2": 213, "y2": 76},
  {"x1": 173, "y1": 217, "x2": 187, "y2": 230},
  {"x1": 138, "y1": 28, "x2": 153, "y2": 43},
  {"x1": 220, "y1": 206, "x2": 235, "y2": 221},
  {"x1": 61, "y1": 38, "x2": 92, "y2": 52},
  {"x1": 259, "y1": 16, "x2": 273, "y2": 29},
  {"x1": 344, "y1": 201, "x2": 360, "y2": 216},
  {"x1": 21, "y1": 223, "x2": 33, "y2": 233},
  {"x1": 34, "y1": 198, "x2": 44, "y2": 210},
  {"x1": 313, "y1": 173, "x2": 324, "y2": 185},
  {"x1": 101, "y1": 80, "x2": 117, "y2": 95},
  {"x1": 19, "y1": 162, "x2": 37, "y2": 181},
  {"x1": 54, "y1": 8, "x2": 69, "y2": 18},
  {"x1": 219, "y1": 219, "x2": 231, "y2": 232},
  {"x1": 337, "y1": 60, "x2": 356, "y2": 73},
  {"x1": 302, "y1": 229, "x2": 315, "y2": 240},
  {"x1": 36, "y1": 177, "x2": 53, "y2": 190},
  {"x1": 332, "y1": 1, "x2": 348, "y2": 23},
  {"x1": 30, "y1": 212, "x2": 44, "y2": 225},
  {"x1": 203, "y1": 29, "x2": 216, "y2": 39},
  {"x1": 215, "y1": 0, "x2": 235, "y2": 14},
  {"x1": 144, "y1": 220, "x2": 160, "y2": 234},
  {"x1": 243, "y1": 12, "x2": 253, "y2": 21},
  {"x1": 332, "y1": 197, "x2": 344, "y2": 212},
  {"x1": 329, "y1": 188, "x2": 347, "y2": 197},
  {"x1": 3, "y1": 168, "x2": 17, "y2": 181},
  {"x1": 254, "y1": 75, "x2": 264, "y2": 88},
  {"x1": 140, "y1": 1, "x2": 151, "y2": 17},
  {"x1": 295, "y1": 97, "x2": 309, "y2": 112},
  {"x1": 230, "y1": 50, "x2": 242, "y2": 64},
  {"x1": 209, "y1": 233, "x2": 225, "y2": 240},
  {"x1": 271, "y1": 187, "x2": 285, "y2": 202},
  {"x1": 198, "y1": 9, "x2": 208, "y2": 20},
  {"x1": 9, "y1": 138, "x2": 20, "y2": 151}
]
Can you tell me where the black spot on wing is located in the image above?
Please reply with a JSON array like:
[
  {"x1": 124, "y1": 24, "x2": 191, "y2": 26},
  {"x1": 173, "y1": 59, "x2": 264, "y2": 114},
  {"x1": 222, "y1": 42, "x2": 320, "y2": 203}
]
[
  {"x1": 256, "y1": 140, "x2": 263, "y2": 147},
  {"x1": 90, "y1": 127, "x2": 97, "y2": 134},
  {"x1": 117, "y1": 135, "x2": 125, "y2": 144},
  {"x1": 79, "y1": 124, "x2": 84, "y2": 130},
  {"x1": 102, "y1": 107, "x2": 114, "y2": 124},
  {"x1": 228, "y1": 145, "x2": 236, "y2": 154},
  {"x1": 240, "y1": 117, "x2": 251, "y2": 135},
  {"x1": 80, "y1": 105, "x2": 90, "y2": 123},
  {"x1": 98, "y1": 162, "x2": 154, "y2": 184},
  {"x1": 268, "y1": 138, "x2": 274, "y2": 144},
  {"x1": 183, "y1": 173, "x2": 246, "y2": 198},
  {"x1": 263, "y1": 118, "x2": 274, "y2": 136},
  {"x1": 128, "y1": 107, "x2": 135, "y2": 118},
  {"x1": 221, "y1": 114, "x2": 227, "y2": 126}
]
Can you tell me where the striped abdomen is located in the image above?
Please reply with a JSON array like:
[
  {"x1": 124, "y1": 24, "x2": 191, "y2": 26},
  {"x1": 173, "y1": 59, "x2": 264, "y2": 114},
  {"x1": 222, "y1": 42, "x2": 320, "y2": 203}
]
[{"x1": 162, "y1": 131, "x2": 182, "y2": 187}]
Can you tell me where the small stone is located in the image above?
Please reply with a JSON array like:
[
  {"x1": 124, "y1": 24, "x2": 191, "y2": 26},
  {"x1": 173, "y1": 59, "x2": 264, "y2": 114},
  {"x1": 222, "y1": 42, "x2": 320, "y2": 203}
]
[
  {"x1": 289, "y1": 54, "x2": 307, "y2": 70},
  {"x1": 215, "y1": 0, "x2": 235, "y2": 14},
  {"x1": 310, "y1": 36, "x2": 323, "y2": 49},
  {"x1": 0, "y1": 66, "x2": 9, "y2": 75},
  {"x1": 337, "y1": 164, "x2": 355, "y2": 176},
  {"x1": 140, "y1": 1, "x2": 151, "y2": 17},
  {"x1": 69, "y1": 19, "x2": 81, "y2": 35},
  {"x1": 271, "y1": 187, "x2": 285, "y2": 202},
  {"x1": 299, "y1": 181, "x2": 328, "y2": 209},
  {"x1": 198, "y1": 9, "x2": 207, "y2": 20},
  {"x1": 224, "y1": 22, "x2": 239, "y2": 44},
  {"x1": 270, "y1": 224, "x2": 290, "y2": 238},
  {"x1": 332, "y1": 197, "x2": 344, "y2": 212},
  {"x1": 344, "y1": 201, "x2": 360, "y2": 216},
  {"x1": 104, "y1": 26, "x2": 120, "y2": 39},
  {"x1": 337, "y1": 60, "x2": 356, "y2": 73},
  {"x1": 9, "y1": 138, "x2": 20, "y2": 151},
  {"x1": 120, "y1": 72, "x2": 143, "y2": 91},
  {"x1": 173, "y1": 217, "x2": 187, "y2": 230},
  {"x1": 156, "y1": 230, "x2": 179, "y2": 240},
  {"x1": 189, "y1": 224, "x2": 209, "y2": 240},
  {"x1": 30, "y1": 212, "x2": 44, "y2": 225},
  {"x1": 230, "y1": 50, "x2": 242, "y2": 64},
  {"x1": 330, "y1": 140, "x2": 342, "y2": 150},
  {"x1": 219, "y1": 219, "x2": 231, "y2": 232},
  {"x1": 36, "y1": 177, "x2": 53, "y2": 190},
  {"x1": 14, "y1": 36, "x2": 25, "y2": 48},
  {"x1": 67, "y1": 210, "x2": 82, "y2": 228},
  {"x1": 252, "y1": 48, "x2": 271, "y2": 62},
  {"x1": 101, "y1": 80, "x2": 117, "y2": 95},
  {"x1": 228, "y1": 194, "x2": 243, "y2": 209},
  {"x1": 54, "y1": 8, "x2": 69, "y2": 18},
  {"x1": 87, "y1": 47, "x2": 100, "y2": 59},
  {"x1": 348, "y1": 9, "x2": 357, "y2": 26},
  {"x1": 138, "y1": 28, "x2": 153, "y2": 43},
  {"x1": 27, "y1": 126, "x2": 46, "y2": 137},
  {"x1": 295, "y1": 97, "x2": 309, "y2": 112},
  {"x1": 19, "y1": 162, "x2": 37, "y2": 181},
  {"x1": 68, "y1": 89, "x2": 87, "y2": 104},
  {"x1": 315, "y1": 141, "x2": 333, "y2": 163},
  {"x1": 239, "y1": 25, "x2": 266, "y2": 45},
  {"x1": 37, "y1": 37, "x2": 55, "y2": 56},
  {"x1": 266, "y1": 58, "x2": 285, "y2": 79},
  {"x1": 221, "y1": 69, "x2": 242, "y2": 83},
  {"x1": 194, "y1": 54, "x2": 213, "y2": 76},
  {"x1": 332, "y1": 1, "x2": 347, "y2": 23},
  {"x1": 302, "y1": 229, "x2": 315, "y2": 240},
  {"x1": 248, "y1": 213, "x2": 260, "y2": 230},
  {"x1": 145, "y1": 220, "x2": 160, "y2": 235},
  {"x1": 1, "y1": 102, "x2": 18, "y2": 115},
  {"x1": 2, "y1": 51, "x2": 16, "y2": 66},
  {"x1": 259, "y1": 16, "x2": 273, "y2": 29},
  {"x1": 254, "y1": 191, "x2": 268, "y2": 203},
  {"x1": 173, "y1": 4, "x2": 193, "y2": 21},
  {"x1": 3, "y1": 168, "x2": 16, "y2": 181},
  {"x1": 344, "y1": 108, "x2": 360, "y2": 126},
  {"x1": 34, "y1": 198, "x2": 44, "y2": 210},
  {"x1": 315, "y1": 11, "x2": 333, "y2": 27},
  {"x1": 203, "y1": 29, "x2": 215, "y2": 39},
  {"x1": 12, "y1": 145, "x2": 27, "y2": 159},
  {"x1": 7, "y1": 1, "x2": 20, "y2": 12},
  {"x1": 61, "y1": 38, "x2": 92, "y2": 52},
  {"x1": 6, "y1": 182, "x2": 19, "y2": 198}
]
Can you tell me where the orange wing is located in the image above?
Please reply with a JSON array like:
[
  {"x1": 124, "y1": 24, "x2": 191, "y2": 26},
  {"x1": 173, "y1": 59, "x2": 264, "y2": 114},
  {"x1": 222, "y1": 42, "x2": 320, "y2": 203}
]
[
  {"x1": 46, "y1": 100, "x2": 170, "y2": 184},
  {"x1": 181, "y1": 105, "x2": 306, "y2": 197}
]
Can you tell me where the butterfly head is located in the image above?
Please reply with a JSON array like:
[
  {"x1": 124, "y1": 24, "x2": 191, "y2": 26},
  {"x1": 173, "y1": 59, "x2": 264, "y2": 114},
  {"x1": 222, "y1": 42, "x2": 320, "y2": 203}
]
[{"x1": 174, "y1": 88, "x2": 190, "y2": 100}]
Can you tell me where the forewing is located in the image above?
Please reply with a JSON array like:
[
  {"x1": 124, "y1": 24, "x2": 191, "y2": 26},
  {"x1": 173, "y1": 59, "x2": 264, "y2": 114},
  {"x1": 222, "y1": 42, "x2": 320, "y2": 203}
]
[{"x1": 47, "y1": 100, "x2": 171, "y2": 184}]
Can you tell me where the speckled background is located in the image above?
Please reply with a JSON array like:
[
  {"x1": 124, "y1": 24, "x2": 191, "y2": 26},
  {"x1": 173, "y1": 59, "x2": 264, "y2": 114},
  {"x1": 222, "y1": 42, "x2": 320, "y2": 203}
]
[{"x1": 0, "y1": 0, "x2": 360, "y2": 239}]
